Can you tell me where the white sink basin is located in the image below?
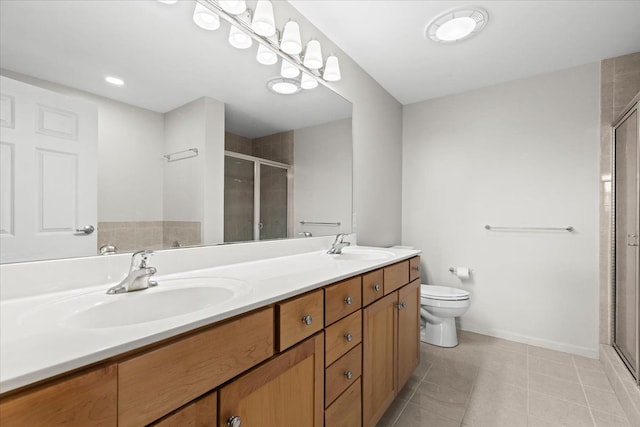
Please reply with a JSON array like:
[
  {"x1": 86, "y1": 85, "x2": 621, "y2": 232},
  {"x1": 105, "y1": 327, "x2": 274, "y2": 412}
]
[
  {"x1": 329, "y1": 247, "x2": 395, "y2": 261},
  {"x1": 21, "y1": 277, "x2": 251, "y2": 329}
]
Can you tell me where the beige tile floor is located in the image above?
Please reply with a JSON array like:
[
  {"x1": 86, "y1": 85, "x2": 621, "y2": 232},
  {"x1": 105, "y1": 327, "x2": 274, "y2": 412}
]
[{"x1": 377, "y1": 331, "x2": 632, "y2": 427}]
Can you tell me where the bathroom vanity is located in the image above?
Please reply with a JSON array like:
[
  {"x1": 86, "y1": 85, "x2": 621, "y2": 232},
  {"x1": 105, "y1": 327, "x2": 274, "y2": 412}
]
[{"x1": 0, "y1": 246, "x2": 421, "y2": 427}]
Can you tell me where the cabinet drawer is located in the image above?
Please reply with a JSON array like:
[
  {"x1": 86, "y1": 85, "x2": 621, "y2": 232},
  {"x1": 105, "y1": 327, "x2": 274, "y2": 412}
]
[
  {"x1": 118, "y1": 307, "x2": 274, "y2": 427},
  {"x1": 0, "y1": 364, "x2": 117, "y2": 427},
  {"x1": 325, "y1": 276, "x2": 362, "y2": 326},
  {"x1": 362, "y1": 268, "x2": 384, "y2": 306},
  {"x1": 409, "y1": 256, "x2": 421, "y2": 282},
  {"x1": 325, "y1": 378, "x2": 361, "y2": 427},
  {"x1": 384, "y1": 260, "x2": 409, "y2": 295},
  {"x1": 277, "y1": 289, "x2": 324, "y2": 351},
  {"x1": 325, "y1": 310, "x2": 362, "y2": 366},
  {"x1": 325, "y1": 344, "x2": 362, "y2": 407}
]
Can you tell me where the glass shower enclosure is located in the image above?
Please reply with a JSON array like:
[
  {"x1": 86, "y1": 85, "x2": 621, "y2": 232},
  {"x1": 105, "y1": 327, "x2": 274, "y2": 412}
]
[
  {"x1": 613, "y1": 96, "x2": 640, "y2": 385},
  {"x1": 223, "y1": 152, "x2": 291, "y2": 243}
]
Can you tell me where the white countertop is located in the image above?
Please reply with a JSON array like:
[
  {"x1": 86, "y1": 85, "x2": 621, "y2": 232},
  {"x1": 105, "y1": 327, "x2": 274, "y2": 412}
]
[{"x1": 0, "y1": 245, "x2": 420, "y2": 393}]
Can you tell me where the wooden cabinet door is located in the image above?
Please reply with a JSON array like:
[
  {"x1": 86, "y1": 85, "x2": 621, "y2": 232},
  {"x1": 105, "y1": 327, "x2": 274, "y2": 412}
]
[
  {"x1": 397, "y1": 279, "x2": 420, "y2": 391},
  {"x1": 0, "y1": 364, "x2": 117, "y2": 427},
  {"x1": 362, "y1": 292, "x2": 398, "y2": 427},
  {"x1": 219, "y1": 333, "x2": 324, "y2": 427},
  {"x1": 150, "y1": 392, "x2": 216, "y2": 427}
]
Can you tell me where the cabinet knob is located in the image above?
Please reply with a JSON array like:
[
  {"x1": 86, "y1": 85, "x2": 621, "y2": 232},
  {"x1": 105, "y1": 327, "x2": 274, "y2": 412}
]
[
  {"x1": 344, "y1": 333, "x2": 353, "y2": 342},
  {"x1": 301, "y1": 315, "x2": 313, "y2": 325},
  {"x1": 227, "y1": 416, "x2": 242, "y2": 427},
  {"x1": 373, "y1": 284, "x2": 381, "y2": 292},
  {"x1": 344, "y1": 296, "x2": 353, "y2": 305},
  {"x1": 344, "y1": 370, "x2": 353, "y2": 380},
  {"x1": 397, "y1": 302, "x2": 406, "y2": 310},
  {"x1": 412, "y1": 266, "x2": 420, "y2": 272}
]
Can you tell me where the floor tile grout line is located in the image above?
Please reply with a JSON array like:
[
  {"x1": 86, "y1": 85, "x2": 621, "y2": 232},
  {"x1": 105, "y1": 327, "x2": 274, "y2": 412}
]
[{"x1": 573, "y1": 355, "x2": 598, "y2": 427}]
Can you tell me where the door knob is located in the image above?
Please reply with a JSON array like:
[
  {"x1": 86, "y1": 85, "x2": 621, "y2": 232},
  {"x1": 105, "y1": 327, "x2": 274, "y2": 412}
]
[
  {"x1": 227, "y1": 416, "x2": 241, "y2": 427},
  {"x1": 74, "y1": 225, "x2": 95, "y2": 235}
]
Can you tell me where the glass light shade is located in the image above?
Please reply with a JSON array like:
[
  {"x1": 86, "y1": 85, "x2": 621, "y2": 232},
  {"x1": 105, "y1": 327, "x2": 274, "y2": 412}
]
[
  {"x1": 303, "y1": 40, "x2": 323, "y2": 69},
  {"x1": 300, "y1": 73, "x2": 318, "y2": 90},
  {"x1": 436, "y1": 17, "x2": 476, "y2": 41},
  {"x1": 193, "y1": 3, "x2": 220, "y2": 30},
  {"x1": 280, "y1": 60, "x2": 300, "y2": 78},
  {"x1": 267, "y1": 78, "x2": 301, "y2": 95},
  {"x1": 322, "y1": 55, "x2": 341, "y2": 81},
  {"x1": 256, "y1": 44, "x2": 278, "y2": 65},
  {"x1": 251, "y1": 0, "x2": 276, "y2": 37},
  {"x1": 219, "y1": 0, "x2": 246, "y2": 15},
  {"x1": 157, "y1": 0, "x2": 178, "y2": 4},
  {"x1": 229, "y1": 25, "x2": 252, "y2": 49},
  {"x1": 105, "y1": 76, "x2": 124, "y2": 86},
  {"x1": 280, "y1": 21, "x2": 302, "y2": 55}
]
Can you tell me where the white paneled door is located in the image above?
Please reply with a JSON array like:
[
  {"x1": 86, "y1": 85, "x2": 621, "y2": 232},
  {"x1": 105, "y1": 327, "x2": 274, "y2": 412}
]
[{"x1": 0, "y1": 76, "x2": 97, "y2": 263}]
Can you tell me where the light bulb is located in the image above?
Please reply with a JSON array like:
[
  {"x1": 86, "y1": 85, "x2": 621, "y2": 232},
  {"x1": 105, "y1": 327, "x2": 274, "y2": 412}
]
[
  {"x1": 280, "y1": 60, "x2": 300, "y2": 78},
  {"x1": 229, "y1": 25, "x2": 252, "y2": 49},
  {"x1": 323, "y1": 55, "x2": 341, "y2": 81},
  {"x1": 256, "y1": 44, "x2": 278, "y2": 65},
  {"x1": 436, "y1": 17, "x2": 477, "y2": 41},
  {"x1": 300, "y1": 73, "x2": 318, "y2": 90},
  {"x1": 303, "y1": 40, "x2": 323, "y2": 69},
  {"x1": 280, "y1": 21, "x2": 302, "y2": 55},
  {"x1": 219, "y1": 0, "x2": 246, "y2": 15},
  {"x1": 157, "y1": 0, "x2": 178, "y2": 4},
  {"x1": 193, "y1": 3, "x2": 220, "y2": 31},
  {"x1": 251, "y1": 0, "x2": 276, "y2": 37}
]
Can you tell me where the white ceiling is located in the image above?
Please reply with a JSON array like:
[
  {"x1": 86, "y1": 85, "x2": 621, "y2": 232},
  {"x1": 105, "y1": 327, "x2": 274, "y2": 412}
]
[{"x1": 289, "y1": 0, "x2": 640, "y2": 105}]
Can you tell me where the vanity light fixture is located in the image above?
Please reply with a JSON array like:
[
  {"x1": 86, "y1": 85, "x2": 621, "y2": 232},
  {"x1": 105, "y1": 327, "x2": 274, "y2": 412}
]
[
  {"x1": 193, "y1": 2, "x2": 220, "y2": 31},
  {"x1": 218, "y1": 0, "x2": 246, "y2": 15},
  {"x1": 300, "y1": 72, "x2": 318, "y2": 90},
  {"x1": 280, "y1": 21, "x2": 302, "y2": 55},
  {"x1": 251, "y1": 0, "x2": 276, "y2": 37},
  {"x1": 105, "y1": 76, "x2": 124, "y2": 86},
  {"x1": 267, "y1": 77, "x2": 301, "y2": 95},
  {"x1": 157, "y1": 0, "x2": 178, "y2": 4},
  {"x1": 322, "y1": 55, "x2": 341, "y2": 82},
  {"x1": 281, "y1": 59, "x2": 300, "y2": 78},
  {"x1": 229, "y1": 24, "x2": 252, "y2": 49},
  {"x1": 302, "y1": 39, "x2": 323, "y2": 69},
  {"x1": 256, "y1": 44, "x2": 278, "y2": 65},
  {"x1": 425, "y1": 6, "x2": 488, "y2": 43}
]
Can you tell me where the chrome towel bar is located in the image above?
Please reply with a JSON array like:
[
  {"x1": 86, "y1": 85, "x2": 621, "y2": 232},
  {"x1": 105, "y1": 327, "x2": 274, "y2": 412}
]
[
  {"x1": 484, "y1": 224, "x2": 574, "y2": 232},
  {"x1": 299, "y1": 221, "x2": 341, "y2": 226},
  {"x1": 164, "y1": 148, "x2": 198, "y2": 162}
]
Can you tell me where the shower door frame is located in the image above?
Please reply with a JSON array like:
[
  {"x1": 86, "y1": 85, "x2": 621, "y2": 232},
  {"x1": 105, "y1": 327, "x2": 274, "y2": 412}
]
[
  {"x1": 611, "y1": 94, "x2": 640, "y2": 385},
  {"x1": 224, "y1": 151, "x2": 293, "y2": 241}
]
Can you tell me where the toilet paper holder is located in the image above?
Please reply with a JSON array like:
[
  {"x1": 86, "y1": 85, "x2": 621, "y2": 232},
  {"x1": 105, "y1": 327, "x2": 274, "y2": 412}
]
[{"x1": 448, "y1": 267, "x2": 472, "y2": 277}]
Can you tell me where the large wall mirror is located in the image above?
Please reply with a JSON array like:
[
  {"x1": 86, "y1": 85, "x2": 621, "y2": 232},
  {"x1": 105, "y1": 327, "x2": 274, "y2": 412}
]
[{"x1": 0, "y1": 0, "x2": 353, "y2": 263}]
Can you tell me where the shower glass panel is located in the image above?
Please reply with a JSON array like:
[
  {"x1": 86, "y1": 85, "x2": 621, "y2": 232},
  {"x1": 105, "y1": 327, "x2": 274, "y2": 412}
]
[
  {"x1": 613, "y1": 105, "x2": 639, "y2": 383},
  {"x1": 224, "y1": 156, "x2": 255, "y2": 243},
  {"x1": 259, "y1": 165, "x2": 289, "y2": 240}
]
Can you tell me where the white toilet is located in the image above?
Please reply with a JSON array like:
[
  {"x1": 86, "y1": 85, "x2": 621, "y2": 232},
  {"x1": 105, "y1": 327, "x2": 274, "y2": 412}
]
[{"x1": 420, "y1": 285, "x2": 470, "y2": 347}]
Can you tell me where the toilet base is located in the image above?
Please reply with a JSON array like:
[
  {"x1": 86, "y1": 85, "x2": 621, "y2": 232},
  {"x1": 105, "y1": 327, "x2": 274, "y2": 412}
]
[{"x1": 421, "y1": 317, "x2": 458, "y2": 347}]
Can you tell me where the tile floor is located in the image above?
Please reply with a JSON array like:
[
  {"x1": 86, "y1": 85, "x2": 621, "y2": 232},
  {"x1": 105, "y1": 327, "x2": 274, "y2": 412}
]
[{"x1": 377, "y1": 331, "x2": 632, "y2": 427}]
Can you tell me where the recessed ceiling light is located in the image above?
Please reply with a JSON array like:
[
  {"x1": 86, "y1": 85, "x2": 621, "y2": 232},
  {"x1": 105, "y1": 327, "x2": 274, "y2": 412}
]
[
  {"x1": 105, "y1": 76, "x2": 124, "y2": 86},
  {"x1": 426, "y1": 7, "x2": 488, "y2": 43},
  {"x1": 267, "y1": 77, "x2": 301, "y2": 95}
]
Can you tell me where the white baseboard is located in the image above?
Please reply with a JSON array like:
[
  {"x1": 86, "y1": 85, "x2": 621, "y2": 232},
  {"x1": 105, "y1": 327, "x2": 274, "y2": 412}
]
[{"x1": 459, "y1": 320, "x2": 599, "y2": 359}]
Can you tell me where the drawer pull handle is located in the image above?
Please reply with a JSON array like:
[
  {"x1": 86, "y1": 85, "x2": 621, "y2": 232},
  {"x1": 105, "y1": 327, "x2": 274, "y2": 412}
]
[
  {"x1": 344, "y1": 333, "x2": 353, "y2": 342},
  {"x1": 344, "y1": 296, "x2": 353, "y2": 305},
  {"x1": 302, "y1": 315, "x2": 313, "y2": 325},
  {"x1": 397, "y1": 302, "x2": 406, "y2": 310},
  {"x1": 227, "y1": 416, "x2": 242, "y2": 427},
  {"x1": 412, "y1": 266, "x2": 420, "y2": 272},
  {"x1": 373, "y1": 284, "x2": 381, "y2": 292},
  {"x1": 344, "y1": 370, "x2": 353, "y2": 380}
]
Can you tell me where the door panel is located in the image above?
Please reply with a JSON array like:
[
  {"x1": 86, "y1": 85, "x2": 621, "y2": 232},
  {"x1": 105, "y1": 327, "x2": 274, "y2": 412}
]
[
  {"x1": 0, "y1": 76, "x2": 97, "y2": 263},
  {"x1": 223, "y1": 155, "x2": 255, "y2": 242},
  {"x1": 259, "y1": 164, "x2": 288, "y2": 240}
]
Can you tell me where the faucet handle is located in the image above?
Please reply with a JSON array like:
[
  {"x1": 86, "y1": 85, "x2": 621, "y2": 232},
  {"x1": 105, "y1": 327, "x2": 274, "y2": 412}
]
[
  {"x1": 334, "y1": 233, "x2": 347, "y2": 244},
  {"x1": 131, "y1": 249, "x2": 154, "y2": 268}
]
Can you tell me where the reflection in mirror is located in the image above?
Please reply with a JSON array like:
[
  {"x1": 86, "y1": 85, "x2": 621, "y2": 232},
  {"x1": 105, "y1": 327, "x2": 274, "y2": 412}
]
[{"x1": 0, "y1": 0, "x2": 352, "y2": 263}]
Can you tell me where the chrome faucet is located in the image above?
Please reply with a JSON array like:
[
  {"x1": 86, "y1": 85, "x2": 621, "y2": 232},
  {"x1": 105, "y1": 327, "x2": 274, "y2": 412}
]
[
  {"x1": 106, "y1": 249, "x2": 158, "y2": 294},
  {"x1": 327, "y1": 233, "x2": 351, "y2": 254}
]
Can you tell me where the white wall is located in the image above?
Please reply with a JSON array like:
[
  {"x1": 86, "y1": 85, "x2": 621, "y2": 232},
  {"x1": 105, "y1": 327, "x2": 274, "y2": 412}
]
[
  {"x1": 294, "y1": 119, "x2": 352, "y2": 236},
  {"x1": 402, "y1": 63, "x2": 601, "y2": 357},
  {"x1": 273, "y1": 2, "x2": 404, "y2": 247},
  {"x1": 163, "y1": 97, "x2": 225, "y2": 244}
]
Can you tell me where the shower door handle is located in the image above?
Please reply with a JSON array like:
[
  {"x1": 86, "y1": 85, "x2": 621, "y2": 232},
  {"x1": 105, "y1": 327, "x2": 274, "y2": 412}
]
[{"x1": 628, "y1": 234, "x2": 639, "y2": 247}]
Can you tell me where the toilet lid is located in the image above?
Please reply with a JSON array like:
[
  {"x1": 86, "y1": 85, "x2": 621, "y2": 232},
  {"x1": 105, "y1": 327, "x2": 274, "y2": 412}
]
[{"x1": 421, "y1": 285, "x2": 469, "y2": 301}]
